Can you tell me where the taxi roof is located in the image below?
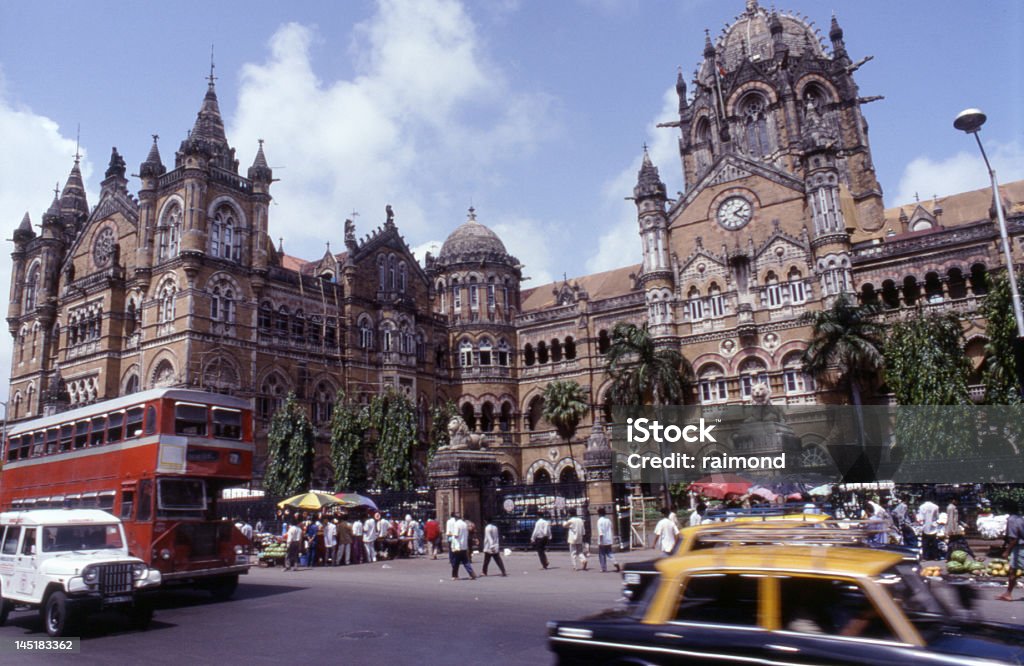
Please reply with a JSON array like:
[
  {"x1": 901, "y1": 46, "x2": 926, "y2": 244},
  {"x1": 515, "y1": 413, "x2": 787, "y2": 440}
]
[
  {"x1": 0, "y1": 509, "x2": 120, "y2": 527},
  {"x1": 656, "y1": 545, "x2": 904, "y2": 578},
  {"x1": 731, "y1": 513, "x2": 829, "y2": 524}
]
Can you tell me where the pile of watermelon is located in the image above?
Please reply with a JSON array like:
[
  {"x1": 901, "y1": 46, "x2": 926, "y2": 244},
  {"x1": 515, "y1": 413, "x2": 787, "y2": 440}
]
[
  {"x1": 260, "y1": 542, "x2": 288, "y2": 564},
  {"x1": 945, "y1": 550, "x2": 987, "y2": 576}
]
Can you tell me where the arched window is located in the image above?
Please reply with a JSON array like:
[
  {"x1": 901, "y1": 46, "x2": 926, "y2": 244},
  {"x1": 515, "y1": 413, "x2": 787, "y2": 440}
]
[
  {"x1": 258, "y1": 372, "x2": 287, "y2": 419},
  {"x1": 481, "y1": 402, "x2": 495, "y2": 433},
  {"x1": 210, "y1": 284, "x2": 235, "y2": 325},
  {"x1": 314, "y1": 382, "x2": 334, "y2": 425},
  {"x1": 708, "y1": 283, "x2": 725, "y2": 317},
  {"x1": 598, "y1": 330, "x2": 610, "y2": 355},
  {"x1": 152, "y1": 359, "x2": 176, "y2": 387},
  {"x1": 452, "y1": 278, "x2": 461, "y2": 310},
  {"x1": 291, "y1": 310, "x2": 305, "y2": 342},
  {"x1": 158, "y1": 282, "x2": 176, "y2": 324},
  {"x1": 469, "y1": 277, "x2": 479, "y2": 309},
  {"x1": 486, "y1": 277, "x2": 496, "y2": 309},
  {"x1": 210, "y1": 205, "x2": 239, "y2": 260},
  {"x1": 461, "y1": 402, "x2": 477, "y2": 432},
  {"x1": 551, "y1": 339, "x2": 562, "y2": 363},
  {"x1": 500, "y1": 401, "x2": 513, "y2": 432},
  {"x1": 698, "y1": 364, "x2": 728, "y2": 404},
  {"x1": 533, "y1": 468, "x2": 551, "y2": 485},
  {"x1": 325, "y1": 317, "x2": 338, "y2": 348},
  {"x1": 687, "y1": 286, "x2": 703, "y2": 321},
  {"x1": 437, "y1": 281, "x2": 447, "y2": 312},
  {"x1": 358, "y1": 317, "x2": 374, "y2": 349},
  {"x1": 459, "y1": 339, "x2": 473, "y2": 367},
  {"x1": 258, "y1": 301, "x2": 274, "y2": 331},
  {"x1": 527, "y1": 396, "x2": 545, "y2": 431},
  {"x1": 497, "y1": 339, "x2": 510, "y2": 367},
  {"x1": 564, "y1": 336, "x2": 576, "y2": 360},
  {"x1": 307, "y1": 315, "x2": 322, "y2": 347},
  {"x1": 416, "y1": 331, "x2": 426, "y2": 361},
  {"x1": 783, "y1": 352, "x2": 815, "y2": 395},
  {"x1": 537, "y1": 341, "x2": 549, "y2": 364},
  {"x1": 24, "y1": 262, "x2": 40, "y2": 311},
  {"x1": 388, "y1": 255, "x2": 396, "y2": 290},
  {"x1": 276, "y1": 306, "x2": 290, "y2": 336},
  {"x1": 738, "y1": 357, "x2": 768, "y2": 399},
  {"x1": 524, "y1": 343, "x2": 535, "y2": 366},
  {"x1": 479, "y1": 338, "x2": 493, "y2": 366},
  {"x1": 970, "y1": 264, "x2": 989, "y2": 296},
  {"x1": 382, "y1": 323, "x2": 395, "y2": 352},
  {"x1": 765, "y1": 272, "x2": 782, "y2": 308},
  {"x1": 17, "y1": 327, "x2": 26, "y2": 363},
  {"x1": 124, "y1": 374, "x2": 140, "y2": 395},
  {"x1": 378, "y1": 256, "x2": 387, "y2": 289},
  {"x1": 788, "y1": 268, "x2": 807, "y2": 304},
  {"x1": 741, "y1": 94, "x2": 772, "y2": 157},
  {"x1": 158, "y1": 204, "x2": 182, "y2": 261}
]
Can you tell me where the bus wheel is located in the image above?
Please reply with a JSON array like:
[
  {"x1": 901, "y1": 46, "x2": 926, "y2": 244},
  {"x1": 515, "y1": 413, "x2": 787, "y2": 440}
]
[
  {"x1": 208, "y1": 575, "x2": 239, "y2": 601},
  {"x1": 42, "y1": 592, "x2": 75, "y2": 637}
]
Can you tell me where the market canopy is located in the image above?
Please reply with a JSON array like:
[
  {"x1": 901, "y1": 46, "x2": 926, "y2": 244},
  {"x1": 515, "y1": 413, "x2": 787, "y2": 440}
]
[{"x1": 277, "y1": 491, "x2": 346, "y2": 511}]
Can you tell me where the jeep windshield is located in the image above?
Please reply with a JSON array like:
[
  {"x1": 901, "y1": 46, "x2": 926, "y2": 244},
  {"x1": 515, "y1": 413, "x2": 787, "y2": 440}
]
[{"x1": 42, "y1": 524, "x2": 125, "y2": 551}]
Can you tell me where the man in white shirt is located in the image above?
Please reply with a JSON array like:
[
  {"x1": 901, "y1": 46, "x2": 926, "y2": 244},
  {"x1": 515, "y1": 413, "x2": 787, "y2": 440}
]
[
  {"x1": 596, "y1": 507, "x2": 620, "y2": 573},
  {"x1": 564, "y1": 512, "x2": 588, "y2": 571},
  {"x1": 324, "y1": 518, "x2": 338, "y2": 566},
  {"x1": 351, "y1": 515, "x2": 365, "y2": 565},
  {"x1": 918, "y1": 496, "x2": 940, "y2": 560},
  {"x1": 363, "y1": 514, "x2": 378, "y2": 563},
  {"x1": 652, "y1": 508, "x2": 679, "y2": 556},
  {"x1": 689, "y1": 502, "x2": 706, "y2": 527},
  {"x1": 285, "y1": 521, "x2": 304, "y2": 571},
  {"x1": 450, "y1": 513, "x2": 476, "y2": 580},
  {"x1": 530, "y1": 513, "x2": 552, "y2": 570},
  {"x1": 445, "y1": 513, "x2": 459, "y2": 568},
  {"x1": 481, "y1": 519, "x2": 507, "y2": 576}
]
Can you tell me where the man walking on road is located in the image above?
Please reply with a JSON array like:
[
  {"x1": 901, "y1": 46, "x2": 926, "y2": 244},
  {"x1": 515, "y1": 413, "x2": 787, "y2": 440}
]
[
  {"x1": 450, "y1": 513, "x2": 477, "y2": 580},
  {"x1": 351, "y1": 515, "x2": 364, "y2": 565},
  {"x1": 918, "y1": 495, "x2": 940, "y2": 560},
  {"x1": 564, "y1": 511, "x2": 588, "y2": 571},
  {"x1": 530, "y1": 512, "x2": 552, "y2": 569},
  {"x1": 596, "y1": 507, "x2": 620, "y2": 573},
  {"x1": 363, "y1": 513, "x2": 379, "y2": 563},
  {"x1": 324, "y1": 518, "x2": 338, "y2": 566},
  {"x1": 285, "y1": 521, "x2": 304, "y2": 571},
  {"x1": 998, "y1": 500, "x2": 1024, "y2": 602},
  {"x1": 653, "y1": 508, "x2": 679, "y2": 556},
  {"x1": 481, "y1": 519, "x2": 507, "y2": 576}
]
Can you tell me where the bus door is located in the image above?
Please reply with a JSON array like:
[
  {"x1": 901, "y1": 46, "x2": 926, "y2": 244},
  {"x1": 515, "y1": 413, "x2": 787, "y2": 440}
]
[{"x1": 120, "y1": 483, "x2": 139, "y2": 556}]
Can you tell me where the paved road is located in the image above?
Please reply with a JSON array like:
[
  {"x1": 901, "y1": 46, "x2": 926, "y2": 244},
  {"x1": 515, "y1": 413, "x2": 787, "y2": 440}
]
[{"x1": 4, "y1": 550, "x2": 1024, "y2": 665}]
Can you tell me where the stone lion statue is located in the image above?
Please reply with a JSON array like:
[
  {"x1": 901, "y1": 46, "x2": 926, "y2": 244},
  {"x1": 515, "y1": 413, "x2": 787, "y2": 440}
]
[
  {"x1": 748, "y1": 382, "x2": 782, "y2": 422},
  {"x1": 440, "y1": 415, "x2": 487, "y2": 451}
]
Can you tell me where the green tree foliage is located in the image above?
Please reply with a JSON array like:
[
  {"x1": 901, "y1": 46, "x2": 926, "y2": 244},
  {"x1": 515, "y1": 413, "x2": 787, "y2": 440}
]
[
  {"x1": 541, "y1": 380, "x2": 590, "y2": 476},
  {"x1": 329, "y1": 391, "x2": 369, "y2": 492},
  {"x1": 366, "y1": 389, "x2": 418, "y2": 491},
  {"x1": 263, "y1": 392, "x2": 315, "y2": 496},
  {"x1": 605, "y1": 321, "x2": 692, "y2": 406},
  {"x1": 428, "y1": 400, "x2": 458, "y2": 460},
  {"x1": 884, "y1": 311, "x2": 975, "y2": 460},
  {"x1": 981, "y1": 273, "x2": 1024, "y2": 404}
]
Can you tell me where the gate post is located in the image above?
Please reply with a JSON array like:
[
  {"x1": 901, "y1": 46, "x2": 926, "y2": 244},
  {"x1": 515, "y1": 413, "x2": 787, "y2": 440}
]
[
  {"x1": 428, "y1": 449, "x2": 500, "y2": 534},
  {"x1": 583, "y1": 419, "x2": 616, "y2": 545}
]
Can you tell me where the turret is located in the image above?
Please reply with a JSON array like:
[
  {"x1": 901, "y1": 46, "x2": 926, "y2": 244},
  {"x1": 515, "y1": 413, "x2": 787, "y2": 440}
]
[
  {"x1": 248, "y1": 140, "x2": 273, "y2": 271},
  {"x1": 634, "y1": 149, "x2": 674, "y2": 332},
  {"x1": 136, "y1": 135, "x2": 164, "y2": 275}
]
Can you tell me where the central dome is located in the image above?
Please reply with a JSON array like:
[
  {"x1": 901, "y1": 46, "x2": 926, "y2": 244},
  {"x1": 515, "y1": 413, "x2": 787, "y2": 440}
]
[{"x1": 438, "y1": 207, "x2": 509, "y2": 263}]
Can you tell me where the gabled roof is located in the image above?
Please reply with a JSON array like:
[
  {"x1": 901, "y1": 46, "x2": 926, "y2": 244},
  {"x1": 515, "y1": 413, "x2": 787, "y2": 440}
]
[{"x1": 521, "y1": 264, "x2": 640, "y2": 312}]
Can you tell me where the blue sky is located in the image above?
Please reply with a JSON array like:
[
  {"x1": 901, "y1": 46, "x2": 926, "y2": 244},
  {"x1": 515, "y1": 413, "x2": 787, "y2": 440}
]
[{"x1": 0, "y1": 1, "x2": 1021, "y2": 305}]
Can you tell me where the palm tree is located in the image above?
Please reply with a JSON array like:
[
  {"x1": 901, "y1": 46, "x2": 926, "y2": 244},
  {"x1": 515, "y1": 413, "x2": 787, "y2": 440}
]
[
  {"x1": 801, "y1": 294, "x2": 885, "y2": 445},
  {"x1": 541, "y1": 380, "x2": 589, "y2": 482},
  {"x1": 605, "y1": 322, "x2": 692, "y2": 407}
]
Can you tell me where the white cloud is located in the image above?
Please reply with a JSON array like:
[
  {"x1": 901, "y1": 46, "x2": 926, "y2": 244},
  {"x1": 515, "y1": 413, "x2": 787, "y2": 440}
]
[
  {"x1": 491, "y1": 215, "x2": 556, "y2": 286},
  {"x1": 0, "y1": 68, "x2": 94, "y2": 403},
  {"x1": 586, "y1": 85, "x2": 681, "y2": 274},
  {"x1": 893, "y1": 140, "x2": 1024, "y2": 207},
  {"x1": 410, "y1": 239, "x2": 443, "y2": 267},
  {"x1": 230, "y1": 0, "x2": 551, "y2": 261}
]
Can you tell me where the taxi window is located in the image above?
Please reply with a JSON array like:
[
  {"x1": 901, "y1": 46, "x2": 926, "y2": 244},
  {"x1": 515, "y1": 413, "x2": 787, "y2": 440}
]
[
  {"x1": 1, "y1": 527, "x2": 19, "y2": 555},
  {"x1": 779, "y1": 577, "x2": 897, "y2": 641},
  {"x1": 675, "y1": 574, "x2": 759, "y2": 626}
]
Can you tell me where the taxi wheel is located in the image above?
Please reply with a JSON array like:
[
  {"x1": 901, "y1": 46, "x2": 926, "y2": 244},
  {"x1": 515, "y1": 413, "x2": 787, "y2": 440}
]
[{"x1": 42, "y1": 591, "x2": 75, "y2": 637}]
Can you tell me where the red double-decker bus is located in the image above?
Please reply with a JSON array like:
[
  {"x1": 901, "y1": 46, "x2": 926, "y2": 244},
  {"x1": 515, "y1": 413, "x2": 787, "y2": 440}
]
[{"x1": 0, "y1": 388, "x2": 254, "y2": 598}]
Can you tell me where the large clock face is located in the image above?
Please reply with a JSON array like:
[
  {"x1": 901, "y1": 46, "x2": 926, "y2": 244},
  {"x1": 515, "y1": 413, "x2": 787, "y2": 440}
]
[
  {"x1": 716, "y1": 196, "x2": 753, "y2": 230},
  {"x1": 93, "y1": 227, "x2": 116, "y2": 267}
]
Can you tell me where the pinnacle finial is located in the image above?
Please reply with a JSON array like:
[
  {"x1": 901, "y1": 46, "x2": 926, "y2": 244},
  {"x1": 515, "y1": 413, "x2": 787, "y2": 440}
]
[
  {"x1": 74, "y1": 124, "x2": 81, "y2": 163},
  {"x1": 208, "y1": 44, "x2": 217, "y2": 87}
]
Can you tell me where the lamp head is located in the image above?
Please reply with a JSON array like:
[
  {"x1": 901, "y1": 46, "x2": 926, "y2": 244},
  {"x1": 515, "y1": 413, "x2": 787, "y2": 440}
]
[{"x1": 954, "y1": 108, "x2": 987, "y2": 134}]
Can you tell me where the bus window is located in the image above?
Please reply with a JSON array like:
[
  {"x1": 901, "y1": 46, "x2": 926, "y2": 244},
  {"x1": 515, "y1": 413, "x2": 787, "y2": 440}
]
[
  {"x1": 175, "y1": 404, "x2": 208, "y2": 436},
  {"x1": 90, "y1": 416, "x2": 107, "y2": 446},
  {"x1": 74, "y1": 421, "x2": 90, "y2": 449},
  {"x1": 137, "y1": 479, "x2": 153, "y2": 521},
  {"x1": 126, "y1": 407, "x2": 144, "y2": 438},
  {"x1": 1, "y1": 527, "x2": 20, "y2": 555},
  {"x1": 31, "y1": 432, "x2": 45, "y2": 457},
  {"x1": 144, "y1": 406, "x2": 157, "y2": 435},
  {"x1": 6, "y1": 435, "x2": 22, "y2": 462},
  {"x1": 80, "y1": 492, "x2": 97, "y2": 509},
  {"x1": 212, "y1": 408, "x2": 242, "y2": 440},
  {"x1": 107, "y1": 411, "x2": 125, "y2": 443},
  {"x1": 98, "y1": 491, "x2": 115, "y2": 512},
  {"x1": 46, "y1": 428, "x2": 59, "y2": 455},
  {"x1": 59, "y1": 424, "x2": 73, "y2": 451},
  {"x1": 157, "y1": 478, "x2": 207, "y2": 518},
  {"x1": 120, "y1": 490, "x2": 135, "y2": 521}
]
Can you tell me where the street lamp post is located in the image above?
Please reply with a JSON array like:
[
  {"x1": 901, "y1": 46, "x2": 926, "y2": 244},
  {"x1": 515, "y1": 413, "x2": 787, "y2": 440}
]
[{"x1": 954, "y1": 108, "x2": 1024, "y2": 395}]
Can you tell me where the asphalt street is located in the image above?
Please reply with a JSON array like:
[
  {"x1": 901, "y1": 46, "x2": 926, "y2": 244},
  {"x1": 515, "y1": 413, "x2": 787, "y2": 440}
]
[{"x1": 3, "y1": 550, "x2": 1024, "y2": 665}]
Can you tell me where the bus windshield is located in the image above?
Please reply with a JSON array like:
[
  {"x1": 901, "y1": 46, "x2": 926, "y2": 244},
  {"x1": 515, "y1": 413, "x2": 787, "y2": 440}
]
[
  {"x1": 42, "y1": 524, "x2": 124, "y2": 551},
  {"x1": 158, "y1": 478, "x2": 207, "y2": 518}
]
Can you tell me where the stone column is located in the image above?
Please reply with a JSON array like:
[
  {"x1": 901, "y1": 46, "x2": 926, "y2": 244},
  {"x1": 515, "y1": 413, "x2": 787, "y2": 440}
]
[
  {"x1": 428, "y1": 448, "x2": 500, "y2": 533},
  {"x1": 583, "y1": 419, "x2": 616, "y2": 545}
]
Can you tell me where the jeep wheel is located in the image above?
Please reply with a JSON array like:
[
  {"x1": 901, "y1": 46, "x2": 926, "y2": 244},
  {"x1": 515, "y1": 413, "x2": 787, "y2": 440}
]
[
  {"x1": 42, "y1": 592, "x2": 74, "y2": 637},
  {"x1": 0, "y1": 597, "x2": 11, "y2": 626},
  {"x1": 209, "y1": 574, "x2": 239, "y2": 601}
]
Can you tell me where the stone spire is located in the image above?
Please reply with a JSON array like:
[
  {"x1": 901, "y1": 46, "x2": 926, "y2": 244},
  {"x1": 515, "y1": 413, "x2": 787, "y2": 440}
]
[
  {"x1": 14, "y1": 212, "x2": 35, "y2": 244},
  {"x1": 59, "y1": 157, "x2": 90, "y2": 221},
  {"x1": 101, "y1": 146, "x2": 129, "y2": 196},
  {"x1": 178, "y1": 72, "x2": 237, "y2": 172},
  {"x1": 140, "y1": 134, "x2": 166, "y2": 178},
  {"x1": 634, "y1": 147, "x2": 666, "y2": 200},
  {"x1": 829, "y1": 12, "x2": 848, "y2": 60},
  {"x1": 247, "y1": 139, "x2": 273, "y2": 182},
  {"x1": 675, "y1": 67, "x2": 687, "y2": 114}
]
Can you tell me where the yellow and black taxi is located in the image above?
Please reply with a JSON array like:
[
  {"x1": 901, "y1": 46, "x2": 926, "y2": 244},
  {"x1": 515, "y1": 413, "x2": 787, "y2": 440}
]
[{"x1": 549, "y1": 546, "x2": 1024, "y2": 665}]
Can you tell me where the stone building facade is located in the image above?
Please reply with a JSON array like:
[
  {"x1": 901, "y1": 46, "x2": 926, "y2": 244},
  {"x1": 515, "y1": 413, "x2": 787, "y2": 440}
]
[{"x1": 7, "y1": 1, "x2": 1024, "y2": 487}]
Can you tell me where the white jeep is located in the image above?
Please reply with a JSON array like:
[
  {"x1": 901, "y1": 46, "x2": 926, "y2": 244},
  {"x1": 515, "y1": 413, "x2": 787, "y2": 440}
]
[{"x1": 0, "y1": 509, "x2": 162, "y2": 636}]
